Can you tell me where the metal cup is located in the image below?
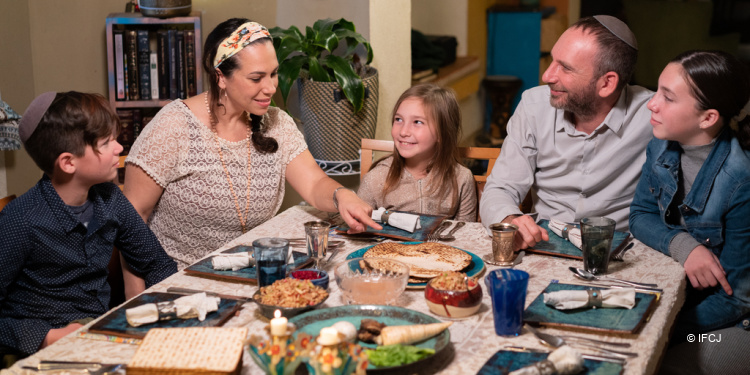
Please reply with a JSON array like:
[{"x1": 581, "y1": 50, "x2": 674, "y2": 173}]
[
  {"x1": 304, "y1": 221, "x2": 331, "y2": 269},
  {"x1": 489, "y1": 223, "x2": 518, "y2": 264}
]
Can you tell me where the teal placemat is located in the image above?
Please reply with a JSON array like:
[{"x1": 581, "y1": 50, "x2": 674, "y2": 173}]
[
  {"x1": 523, "y1": 283, "x2": 658, "y2": 334},
  {"x1": 477, "y1": 349, "x2": 623, "y2": 375},
  {"x1": 335, "y1": 211, "x2": 446, "y2": 241},
  {"x1": 528, "y1": 220, "x2": 630, "y2": 260},
  {"x1": 88, "y1": 292, "x2": 240, "y2": 339},
  {"x1": 184, "y1": 250, "x2": 312, "y2": 283}
]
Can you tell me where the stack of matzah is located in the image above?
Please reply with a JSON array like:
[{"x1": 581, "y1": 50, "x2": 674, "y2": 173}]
[
  {"x1": 128, "y1": 327, "x2": 247, "y2": 375},
  {"x1": 364, "y1": 242, "x2": 472, "y2": 283}
]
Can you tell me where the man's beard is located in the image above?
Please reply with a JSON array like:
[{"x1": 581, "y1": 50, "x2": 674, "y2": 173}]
[{"x1": 549, "y1": 81, "x2": 598, "y2": 119}]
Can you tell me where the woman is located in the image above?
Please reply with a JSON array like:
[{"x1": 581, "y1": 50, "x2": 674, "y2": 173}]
[
  {"x1": 629, "y1": 50, "x2": 750, "y2": 374},
  {"x1": 123, "y1": 18, "x2": 379, "y2": 271}
]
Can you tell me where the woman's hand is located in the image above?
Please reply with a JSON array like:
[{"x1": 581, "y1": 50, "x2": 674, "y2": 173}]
[
  {"x1": 684, "y1": 245, "x2": 733, "y2": 295},
  {"x1": 336, "y1": 188, "x2": 382, "y2": 233}
]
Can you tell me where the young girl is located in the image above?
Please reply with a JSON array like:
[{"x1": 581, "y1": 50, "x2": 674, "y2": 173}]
[
  {"x1": 629, "y1": 50, "x2": 750, "y2": 373},
  {"x1": 358, "y1": 83, "x2": 477, "y2": 221}
]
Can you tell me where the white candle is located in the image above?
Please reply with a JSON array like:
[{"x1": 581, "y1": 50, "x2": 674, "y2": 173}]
[
  {"x1": 270, "y1": 309, "x2": 287, "y2": 336},
  {"x1": 317, "y1": 327, "x2": 341, "y2": 345}
]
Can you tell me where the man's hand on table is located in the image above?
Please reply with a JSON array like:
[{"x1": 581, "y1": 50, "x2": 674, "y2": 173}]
[
  {"x1": 684, "y1": 245, "x2": 733, "y2": 295},
  {"x1": 337, "y1": 189, "x2": 383, "y2": 233},
  {"x1": 503, "y1": 214, "x2": 549, "y2": 251},
  {"x1": 42, "y1": 323, "x2": 83, "y2": 349}
]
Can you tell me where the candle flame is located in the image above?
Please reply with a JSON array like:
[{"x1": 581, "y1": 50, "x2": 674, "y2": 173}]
[{"x1": 274, "y1": 309, "x2": 281, "y2": 319}]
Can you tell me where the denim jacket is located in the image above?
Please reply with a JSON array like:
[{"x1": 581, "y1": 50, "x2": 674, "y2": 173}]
[{"x1": 630, "y1": 129, "x2": 750, "y2": 333}]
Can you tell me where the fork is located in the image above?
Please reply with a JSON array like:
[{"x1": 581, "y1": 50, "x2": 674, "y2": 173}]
[
  {"x1": 426, "y1": 221, "x2": 451, "y2": 242},
  {"x1": 436, "y1": 221, "x2": 466, "y2": 241},
  {"x1": 611, "y1": 241, "x2": 635, "y2": 261}
]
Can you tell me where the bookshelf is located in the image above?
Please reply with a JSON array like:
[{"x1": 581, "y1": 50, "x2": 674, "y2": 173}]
[{"x1": 105, "y1": 12, "x2": 202, "y2": 153}]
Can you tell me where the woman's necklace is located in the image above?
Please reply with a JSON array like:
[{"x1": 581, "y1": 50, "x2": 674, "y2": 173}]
[{"x1": 205, "y1": 92, "x2": 252, "y2": 233}]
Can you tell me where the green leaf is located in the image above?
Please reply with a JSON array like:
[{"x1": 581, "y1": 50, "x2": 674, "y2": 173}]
[
  {"x1": 313, "y1": 18, "x2": 340, "y2": 33},
  {"x1": 335, "y1": 29, "x2": 373, "y2": 64},
  {"x1": 321, "y1": 55, "x2": 365, "y2": 112},
  {"x1": 307, "y1": 56, "x2": 331, "y2": 82},
  {"x1": 365, "y1": 345, "x2": 435, "y2": 368},
  {"x1": 314, "y1": 29, "x2": 339, "y2": 53},
  {"x1": 277, "y1": 55, "x2": 307, "y2": 105},
  {"x1": 333, "y1": 18, "x2": 356, "y2": 33},
  {"x1": 275, "y1": 36, "x2": 302, "y2": 63}
]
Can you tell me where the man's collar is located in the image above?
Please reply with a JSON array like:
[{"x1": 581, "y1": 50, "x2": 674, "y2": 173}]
[{"x1": 555, "y1": 86, "x2": 630, "y2": 135}]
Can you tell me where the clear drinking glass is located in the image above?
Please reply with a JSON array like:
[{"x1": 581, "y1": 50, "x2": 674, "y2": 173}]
[
  {"x1": 304, "y1": 221, "x2": 331, "y2": 269},
  {"x1": 580, "y1": 217, "x2": 617, "y2": 275},
  {"x1": 253, "y1": 237, "x2": 290, "y2": 287}
]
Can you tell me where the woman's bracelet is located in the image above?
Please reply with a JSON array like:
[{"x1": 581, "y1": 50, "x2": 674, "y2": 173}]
[{"x1": 332, "y1": 187, "x2": 354, "y2": 210}]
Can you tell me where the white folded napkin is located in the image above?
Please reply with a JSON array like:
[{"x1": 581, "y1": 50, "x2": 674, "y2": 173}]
[
  {"x1": 212, "y1": 252, "x2": 254, "y2": 271},
  {"x1": 548, "y1": 219, "x2": 582, "y2": 249},
  {"x1": 509, "y1": 345, "x2": 584, "y2": 375},
  {"x1": 125, "y1": 292, "x2": 221, "y2": 327},
  {"x1": 544, "y1": 288, "x2": 636, "y2": 310},
  {"x1": 372, "y1": 207, "x2": 421, "y2": 233}
]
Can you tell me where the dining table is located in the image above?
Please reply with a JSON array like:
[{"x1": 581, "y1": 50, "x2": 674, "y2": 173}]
[{"x1": 3, "y1": 205, "x2": 686, "y2": 375}]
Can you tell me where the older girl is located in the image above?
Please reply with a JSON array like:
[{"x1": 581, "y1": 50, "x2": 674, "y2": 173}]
[{"x1": 629, "y1": 50, "x2": 750, "y2": 374}]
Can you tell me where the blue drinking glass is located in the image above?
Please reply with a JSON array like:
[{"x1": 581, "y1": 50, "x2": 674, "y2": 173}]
[
  {"x1": 484, "y1": 269, "x2": 530, "y2": 336},
  {"x1": 253, "y1": 237, "x2": 290, "y2": 287}
]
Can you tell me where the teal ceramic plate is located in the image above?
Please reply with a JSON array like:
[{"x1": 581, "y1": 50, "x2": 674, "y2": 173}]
[
  {"x1": 184, "y1": 250, "x2": 312, "y2": 283},
  {"x1": 523, "y1": 283, "x2": 658, "y2": 334},
  {"x1": 335, "y1": 211, "x2": 446, "y2": 241},
  {"x1": 477, "y1": 350, "x2": 623, "y2": 375},
  {"x1": 88, "y1": 292, "x2": 241, "y2": 339},
  {"x1": 527, "y1": 220, "x2": 631, "y2": 260},
  {"x1": 289, "y1": 305, "x2": 453, "y2": 374},
  {"x1": 346, "y1": 242, "x2": 486, "y2": 289}
]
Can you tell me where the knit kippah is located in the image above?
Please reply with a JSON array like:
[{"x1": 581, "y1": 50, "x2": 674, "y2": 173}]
[
  {"x1": 19, "y1": 91, "x2": 56, "y2": 144},
  {"x1": 593, "y1": 15, "x2": 638, "y2": 50}
]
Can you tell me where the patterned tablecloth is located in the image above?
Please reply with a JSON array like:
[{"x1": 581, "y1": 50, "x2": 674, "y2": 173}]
[{"x1": 4, "y1": 206, "x2": 686, "y2": 375}]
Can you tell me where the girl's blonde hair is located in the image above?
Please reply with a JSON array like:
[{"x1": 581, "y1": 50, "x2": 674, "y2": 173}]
[{"x1": 381, "y1": 83, "x2": 462, "y2": 211}]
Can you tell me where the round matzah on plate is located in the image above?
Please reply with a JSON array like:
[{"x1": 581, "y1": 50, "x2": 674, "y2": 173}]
[{"x1": 347, "y1": 242, "x2": 485, "y2": 290}]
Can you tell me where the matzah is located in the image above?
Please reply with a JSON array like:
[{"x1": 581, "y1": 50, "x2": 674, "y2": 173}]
[
  {"x1": 364, "y1": 242, "x2": 472, "y2": 278},
  {"x1": 128, "y1": 327, "x2": 247, "y2": 375}
]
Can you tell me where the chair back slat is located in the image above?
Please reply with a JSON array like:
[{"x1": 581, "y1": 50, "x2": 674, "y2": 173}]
[{"x1": 0, "y1": 194, "x2": 16, "y2": 212}]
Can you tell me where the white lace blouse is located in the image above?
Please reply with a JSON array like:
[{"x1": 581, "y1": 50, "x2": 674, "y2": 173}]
[{"x1": 126, "y1": 101, "x2": 307, "y2": 269}]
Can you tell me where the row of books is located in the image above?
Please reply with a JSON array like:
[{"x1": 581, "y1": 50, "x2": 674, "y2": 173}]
[
  {"x1": 113, "y1": 28, "x2": 198, "y2": 101},
  {"x1": 116, "y1": 109, "x2": 154, "y2": 154}
]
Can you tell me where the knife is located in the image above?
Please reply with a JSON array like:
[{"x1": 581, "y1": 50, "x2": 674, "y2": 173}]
[{"x1": 166, "y1": 287, "x2": 254, "y2": 303}]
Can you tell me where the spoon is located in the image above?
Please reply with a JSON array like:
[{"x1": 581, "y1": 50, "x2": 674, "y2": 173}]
[{"x1": 569, "y1": 267, "x2": 659, "y2": 288}]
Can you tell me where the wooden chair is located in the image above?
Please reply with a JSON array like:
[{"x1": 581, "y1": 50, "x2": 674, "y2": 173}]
[
  {"x1": 0, "y1": 194, "x2": 16, "y2": 212},
  {"x1": 359, "y1": 139, "x2": 500, "y2": 197},
  {"x1": 116, "y1": 155, "x2": 127, "y2": 190},
  {"x1": 359, "y1": 139, "x2": 502, "y2": 221}
]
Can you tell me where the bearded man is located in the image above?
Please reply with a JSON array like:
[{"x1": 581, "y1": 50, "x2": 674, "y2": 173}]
[{"x1": 479, "y1": 16, "x2": 653, "y2": 249}]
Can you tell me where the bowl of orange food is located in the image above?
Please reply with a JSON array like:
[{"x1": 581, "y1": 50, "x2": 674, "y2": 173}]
[
  {"x1": 253, "y1": 278, "x2": 329, "y2": 319},
  {"x1": 424, "y1": 271, "x2": 482, "y2": 318}
]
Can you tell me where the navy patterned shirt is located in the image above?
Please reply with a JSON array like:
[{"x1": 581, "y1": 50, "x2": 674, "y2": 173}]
[{"x1": 0, "y1": 176, "x2": 177, "y2": 355}]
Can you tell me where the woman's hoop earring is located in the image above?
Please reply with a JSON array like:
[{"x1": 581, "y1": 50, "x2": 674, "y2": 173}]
[{"x1": 219, "y1": 88, "x2": 226, "y2": 105}]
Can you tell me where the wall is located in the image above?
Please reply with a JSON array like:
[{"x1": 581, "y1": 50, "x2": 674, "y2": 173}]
[
  {"x1": 0, "y1": 0, "x2": 277, "y2": 197},
  {"x1": 0, "y1": 0, "x2": 37, "y2": 196},
  {"x1": 276, "y1": 0, "x2": 412, "y2": 209}
]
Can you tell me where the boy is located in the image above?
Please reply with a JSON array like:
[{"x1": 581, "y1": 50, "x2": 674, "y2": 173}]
[{"x1": 0, "y1": 92, "x2": 177, "y2": 356}]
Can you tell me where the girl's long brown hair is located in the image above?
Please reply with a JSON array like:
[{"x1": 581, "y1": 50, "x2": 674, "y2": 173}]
[{"x1": 381, "y1": 83, "x2": 462, "y2": 211}]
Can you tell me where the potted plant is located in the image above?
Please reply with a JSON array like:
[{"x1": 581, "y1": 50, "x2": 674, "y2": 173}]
[{"x1": 270, "y1": 18, "x2": 379, "y2": 168}]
